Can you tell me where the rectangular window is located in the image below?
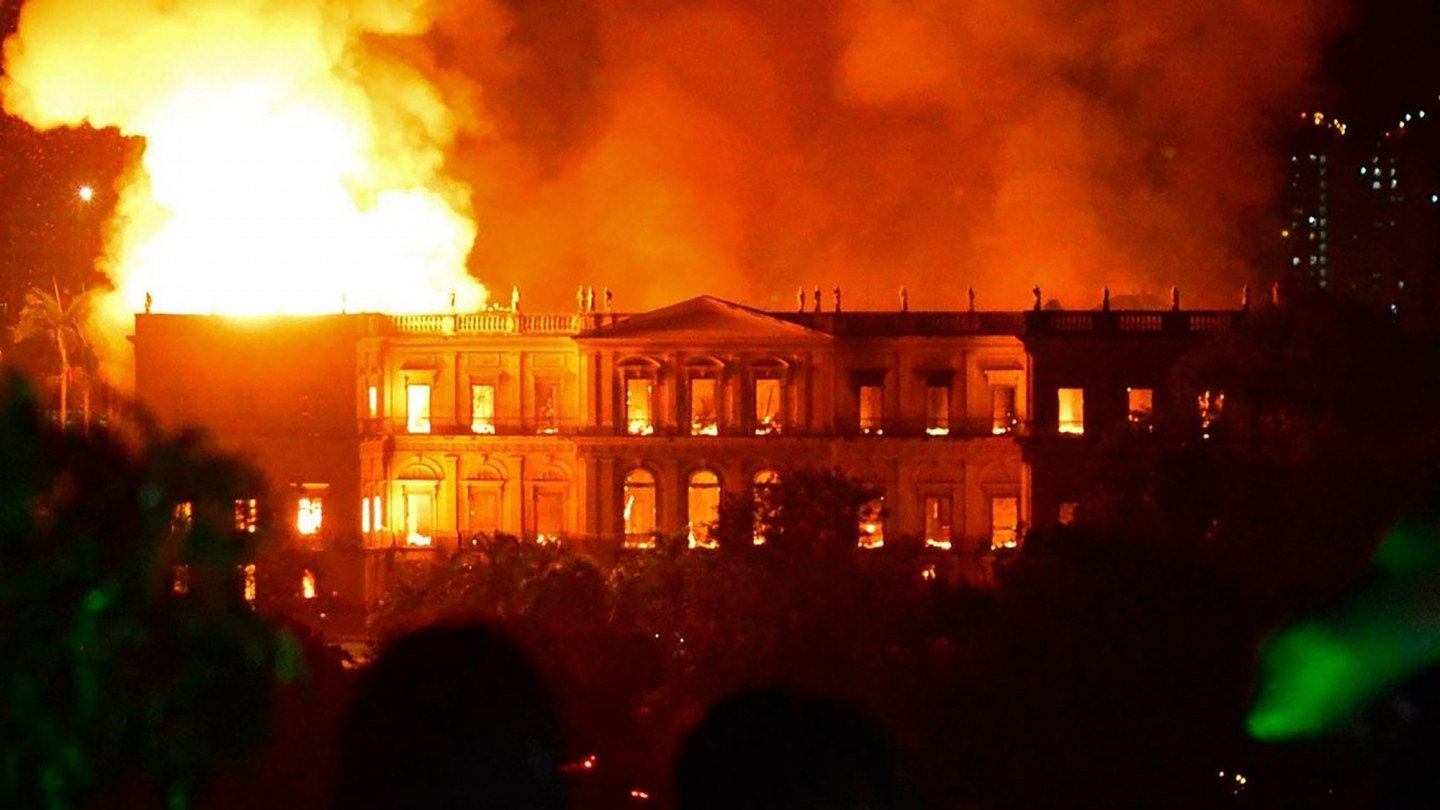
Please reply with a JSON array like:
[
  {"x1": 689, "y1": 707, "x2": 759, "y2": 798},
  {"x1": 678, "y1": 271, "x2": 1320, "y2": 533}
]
[
  {"x1": 859, "y1": 385, "x2": 884, "y2": 434},
  {"x1": 535, "y1": 381, "x2": 559, "y2": 434},
  {"x1": 1058, "y1": 502, "x2": 1078, "y2": 526},
  {"x1": 1127, "y1": 387, "x2": 1154, "y2": 425},
  {"x1": 234, "y1": 498, "x2": 257, "y2": 534},
  {"x1": 1057, "y1": 388, "x2": 1085, "y2": 435},
  {"x1": 471, "y1": 383, "x2": 496, "y2": 434},
  {"x1": 625, "y1": 378, "x2": 654, "y2": 435},
  {"x1": 991, "y1": 385, "x2": 1017, "y2": 434},
  {"x1": 406, "y1": 383, "x2": 432, "y2": 434},
  {"x1": 991, "y1": 496, "x2": 1019, "y2": 549},
  {"x1": 858, "y1": 496, "x2": 885, "y2": 549},
  {"x1": 243, "y1": 563, "x2": 257, "y2": 603},
  {"x1": 690, "y1": 378, "x2": 718, "y2": 435},
  {"x1": 362, "y1": 497, "x2": 370, "y2": 533},
  {"x1": 297, "y1": 497, "x2": 322, "y2": 535},
  {"x1": 367, "y1": 384, "x2": 378, "y2": 419},
  {"x1": 172, "y1": 501, "x2": 193, "y2": 533},
  {"x1": 535, "y1": 490, "x2": 565, "y2": 542},
  {"x1": 372, "y1": 495, "x2": 382, "y2": 531},
  {"x1": 924, "y1": 495, "x2": 953, "y2": 549},
  {"x1": 467, "y1": 487, "x2": 502, "y2": 536},
  {"x1": 925, "y1": 385, "x2": 950, "y2": 435},
  {"x1": 755, "y1": 378, "x2": 782, "y2": 434},
  {"x1": 404, "y1": 491, "x2": 434, "y2": 547}
]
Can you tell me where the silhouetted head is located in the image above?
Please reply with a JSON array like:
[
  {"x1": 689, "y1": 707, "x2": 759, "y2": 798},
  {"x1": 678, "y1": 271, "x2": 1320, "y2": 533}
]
[
  {"x1": 334, "y1": 622, "x2": 562, "y2": 810},
  {"x1": 676, "y1": 688, "x2": 903, "y2": 810}
]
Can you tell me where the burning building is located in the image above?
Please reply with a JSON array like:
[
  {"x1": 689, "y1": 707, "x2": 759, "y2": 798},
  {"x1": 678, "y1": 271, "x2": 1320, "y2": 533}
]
[{"x1": 132, "y1": 293, "x2": 1242, "y2": 620}]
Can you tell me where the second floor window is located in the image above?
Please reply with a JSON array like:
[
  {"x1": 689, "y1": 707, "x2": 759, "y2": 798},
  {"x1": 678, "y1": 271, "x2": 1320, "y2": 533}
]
[
  {"x1": 626, "y1": 378, "x2": 655, "y2": 435},
  {"x1": 926, "y1": 385, "x2": 950, "y2": 435},
  {"x1": 755, "y1": 378, "x2": 782, "y2": 434},
  {"x1": 367, "y1": 384, "x2": 378, "y2": 419},
  {"x1": 1127, "y1": 387, "x2": 1154, "y2": 426},
  {"x1": 535, "y1": 381, "x2": 559, "y2": 434},
  {"x1": 234, "y1": 498, "x2": 258, "y2": 534},
  {"x1": 297, "y1": 496, "x2": 322, "y2": 535},
  {"x1": 859, "y1": 385, "x2": 884, "y2": 434},
  {"x1": 991, "y1": 384, "x2": 1017, "y2": 435},
  {"x1": 1057, "y1": 388, "x2": 1085, "y2": 435},
  {"x1": 471, "y1": 383, "x2": 496, "y2": 434},
  {"x1": 690, "y1": 378, "x2": 718, "y2": 435},
  {"x1": 406, "y1": 383, "x2": 431, "y2": 434}
]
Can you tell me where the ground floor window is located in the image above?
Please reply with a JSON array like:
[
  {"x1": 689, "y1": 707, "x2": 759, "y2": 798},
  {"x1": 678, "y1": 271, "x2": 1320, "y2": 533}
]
[{"x1": 687, "y1": 470, "x2": 720, "y2": 549}]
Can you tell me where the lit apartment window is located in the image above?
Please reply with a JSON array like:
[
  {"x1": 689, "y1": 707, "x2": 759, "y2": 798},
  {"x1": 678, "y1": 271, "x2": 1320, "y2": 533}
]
[
  {"x1": 990, "y1": 496, "x2": 1019, "y2": 549},
  {"x1": 623, "y1": 469, "x2": 657, "y2": 548},
  {"x1": 406, "y1": 383, "x2": 431, "y2": 434},
  {"x1": 471, "y1": 383, "x2": 496, "y2": 434},
  {"x1": 925, "y1": 385, "x2": 950, "y2": 435},
  {"x1": 1127, "y1": 387, "x2": 1154, "y2": 425},
  {"x1": 626, "y1": 378, "x2": 654, "y2": 435},
  {"x1": 859, "y1": 385, "x2": 884, "y2": 434},
  {"x1": 367, "y1": 384, "x2": 378, "y2": 419},
  {"x1": 535, "y1": 381, "x2": 559, "y2": 434},
  {"x1": 234, "y1": 498, "x2": 258, "y2": 533},
  {"x1": 687, "y1": 470, "x2": 721, "y2": 549},
  {"x1": 690, "y1": 378, "x2": 719, "y2": 435},
  {"x1": 924, "y1": 495, "x2": 953, "y2": 549},
  {"x1": 858, "y1": 496, "x2": 885, "y2": 549},
  {"x1": 1057, "y1": 388, "x2": 1085, "y2": 435},
  {"x1": 297, "y1": 496, "x2": 323, "y2": 535},
  {"x1": 991, "y1": 385, "x2": 1017, "y2": 434},
  {"x1": 755, "y1": 378, "x2": 783, "y2": 434},
  {"x1": 404, "y1": 490, "x2": 434, "y2": 547}
]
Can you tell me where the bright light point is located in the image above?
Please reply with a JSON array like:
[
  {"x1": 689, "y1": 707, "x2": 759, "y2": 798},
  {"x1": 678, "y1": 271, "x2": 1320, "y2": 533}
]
[{"x1": 77, "y1": 185, "x2": 94, "y2": 202}]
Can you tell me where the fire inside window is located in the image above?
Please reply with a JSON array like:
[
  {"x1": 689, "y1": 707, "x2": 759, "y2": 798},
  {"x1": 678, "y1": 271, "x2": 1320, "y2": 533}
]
[
  {"x1": 535, "y1": 381, "x2": 559, "y2": 434},
  {"x1": 991, "y1": 384, "x2": 1017, "y2": 435},
  {"x1": 690, "y1": 378, "x2": 719, "y2": 435},
  {"x1": 1198, "y1": 389, "x2": 1225, "y2": 440},
  {"x1": 243, "y1": 563, "x2": 257, "y2": 603},
  {"x1": 234, "y1": 498, "x2": 258, "y2": 533},
  {"x1": 858, "y1": 496, "x2": 885, "y2": 549},
  {"x1": 301, "y1": 569, "x2": 317, "y2": 600},
  {"x1": 990, "y1": 496, "x2": 1019, "y2": 549},
  {"x1": 626, "y1": 377, "x2": 654, "y2": 435},
  {"x1": 471, "y1": 383, "x2": 496, "y2": 434},
  {"x1": 623, "y1": 468, "x2": 657, "y2": 548},
  {"x1": 171, "y1": 501, "x2": 193, "y2": 532},
  {"x1": 361, "y1": 496, "x2": 370, "y2": 533},
  {"x1": 925, "y1": 385, "x2": 950, "y2": 436},
  {"x1": 752, "y1": 470, "x2": 779, "y2": 545},
  {"x1": 687, "y1": 470, "x2": 720, "y2": 549},
  {"x1": 367, "y1": 384, "x2": 378, "y2": 419},
  {"x1": 924, "y1": 496, "x2": 952, "y2": 549},
  {"x1": 534, "y1": 489, "x2": 565, "y2": 543},
  {"x1": 405, "y1": 490, "x2": 434, "y2": 547},
  {"x1": 754, "y1": 378, "x2": 782, "y2": 434},
  {"x1": 297, "y1": 497, "x2": 322, "y2": 535},
  {"x1": 859, "y1": 385, "x2": 884, "y2": 434},
  {"x1": 1127, "y1": 387, "x2": 1154, "y2": 427},
  {"x1": 406, "y1": 383, "x2": 431, "y2": 434},
  {"x1": 1057, "y1": 388, "x2": 1085, "y2": 435}
]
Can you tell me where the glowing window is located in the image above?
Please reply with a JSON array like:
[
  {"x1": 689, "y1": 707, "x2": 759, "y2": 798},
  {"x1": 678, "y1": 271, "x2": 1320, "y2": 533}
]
[
  {"x1": 471, "y1": 383, "x2": 496, "y2": 434},
  {"x1": 625, "y1": 378, "x2": 654, "y2": 435},
  {"x1": 172, "y1": 501, "x2": 193, "y2": 532},
  {"x1": 301, "y1": 569, "x2": 317, "y2": 600},
  {"x1": 990, "y1": 497, "x2": 1019, "y2": 549},
  {"x1": 467, "y1": 487, "x2": 502, "y2": 536},
  {"x1": 234, "y1": 498, "x2": 258, "y2": 533},
  {"x1": 991, "y1": 385, "x2": 1017, "y2": 434},
  {"x1": 172, "y1": 565, "x2": 190, "y2": 595},
  {"x1": 361, "y1": 497, "x2": 370, "y2": 533},
  {"x1": 371, "y1": 495, "x2": 382, "y2": 531},
  {"x1": 535, "y1": 490, "x2": 565, "y2": 542},
  {"x1": 623, "y1": 469, "x2": 657, "y2": 547},
  {"x1": 687, "y1": 470, "x2": 720, "y2": 549},
  {"x1": 404, "y1": 491, "x2": 434, "y2": 546},
  {"x1": 755, "y1": 378, "x2": 782, "y2": 434},
  {"x1": 690, "y1": 378, "x2": 718, "y2": 435},
  {"x1": 752, "y1": 470, "x2": 779, "y2": 545},
  {"x1": 1198, "y1": 389, "x2": 1225, "y2": 439},
  {"x1": 925, "y1": 385, "x2": 950, "y2": 435},
  {"x1": 858, "y1": 496, "x2": 885, "y2": 549},
  {"x1": 297, "y1": 497, "x2": 323, "y2": 535},
  {"x1": 1127, "y1": 387, "x2": 1154, "y2": 425},
  {"x1": 243, "y1": 564, "x2": 257, "y2": 603},
  {"x1": 859, "y1": 385, "x2": 884, "y2": 434},
  {"x1": 406, "y1": 384, "x2": 431, "y2": 434},
  {"x1": 1059, "y1": 502, "x2": 1078, "y2": 526},
  {"x1": 1057, "y1": 388, "x2": 1085, "y2": 435},
  {"x1": 367, "y1": 384, "x2": 378, "y2": 419},
  {"x1": 924, "y1": 495, "x2": 952, "y2": 549},
  {"x1": 534, "y1": 381, "x2": 559, "y2": 434}
]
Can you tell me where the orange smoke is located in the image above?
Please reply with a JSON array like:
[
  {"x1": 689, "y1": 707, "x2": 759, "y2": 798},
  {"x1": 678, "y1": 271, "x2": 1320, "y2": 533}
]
[{"x1": 1, "y1": 0, "x2": 485, "y2": 330}]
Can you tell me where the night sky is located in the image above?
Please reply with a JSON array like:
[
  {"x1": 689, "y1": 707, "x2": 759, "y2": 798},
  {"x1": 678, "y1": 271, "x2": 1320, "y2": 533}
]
[{"x1": 0, "y1": 0, "x2": 1436, "y2": 309}]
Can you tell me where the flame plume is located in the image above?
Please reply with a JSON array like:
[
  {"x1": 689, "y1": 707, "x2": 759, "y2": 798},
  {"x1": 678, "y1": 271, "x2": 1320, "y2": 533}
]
[{"x1": 2, "y1": 0, "x2": 485, "y2": 325}]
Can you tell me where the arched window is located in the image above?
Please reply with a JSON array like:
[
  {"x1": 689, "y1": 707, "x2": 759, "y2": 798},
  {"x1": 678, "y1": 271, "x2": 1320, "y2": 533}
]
[
  {"x1": 687, "y1": 470, "x2": 721, "y2": 549},
  {"x1": 752, "y1": 470, "x2": 780, "y2": 545},
  {"x1": 623, "y1": 469, "x2": 657, "y2": 549}
]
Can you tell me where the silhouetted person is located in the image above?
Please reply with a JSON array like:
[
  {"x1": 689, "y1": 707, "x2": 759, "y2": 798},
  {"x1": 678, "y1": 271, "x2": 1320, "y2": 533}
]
[
  {"x1": 676, "y1": 689, "x2": 904, "y2": 810},
  {"x1": 334, "y1": 622, "x2": 563, "y2": 810}
]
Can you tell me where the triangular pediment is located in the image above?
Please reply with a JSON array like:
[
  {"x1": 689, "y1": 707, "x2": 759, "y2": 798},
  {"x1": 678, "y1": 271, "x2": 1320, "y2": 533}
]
[{"x1": 579, "y1": 296, "x2": 829, "y2": 343}]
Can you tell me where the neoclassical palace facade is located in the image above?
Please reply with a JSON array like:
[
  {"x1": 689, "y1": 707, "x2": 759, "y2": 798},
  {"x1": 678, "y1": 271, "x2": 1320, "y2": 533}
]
[{"x1": 133, "y1": 296, "x2": 1240, "y2": 610}]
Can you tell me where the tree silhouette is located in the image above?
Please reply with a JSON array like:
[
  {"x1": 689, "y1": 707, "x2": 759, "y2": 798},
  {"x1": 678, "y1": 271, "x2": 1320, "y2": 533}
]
[{"x1": 10, "y1": 281, "x2": 95, "y2": 430}]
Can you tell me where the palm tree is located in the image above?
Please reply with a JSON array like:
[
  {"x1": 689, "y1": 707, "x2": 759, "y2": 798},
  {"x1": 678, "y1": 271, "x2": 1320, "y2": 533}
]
[{"x1": 11, "y1": 280, "x2": 94, "y2": 430}]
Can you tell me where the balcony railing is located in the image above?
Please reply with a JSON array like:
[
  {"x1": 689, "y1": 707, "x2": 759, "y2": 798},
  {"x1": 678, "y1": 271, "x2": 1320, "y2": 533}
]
[
  {"x1": 361, "y1": 312, "x2": 625, "y2": 337},
  {"x1": 1024, "y1": 310, "x2": 1244, "y2": 335}
]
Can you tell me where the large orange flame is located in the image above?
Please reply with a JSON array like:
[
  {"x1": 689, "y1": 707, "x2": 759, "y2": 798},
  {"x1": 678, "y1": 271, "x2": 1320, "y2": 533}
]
[{"x1": 2, "y1": 0, "x2": 485, "y2": 326}]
